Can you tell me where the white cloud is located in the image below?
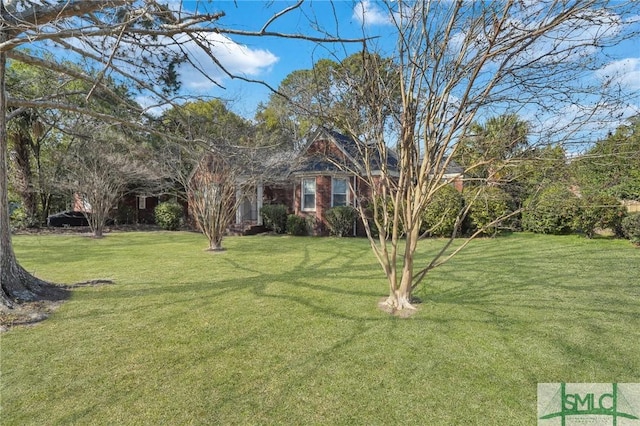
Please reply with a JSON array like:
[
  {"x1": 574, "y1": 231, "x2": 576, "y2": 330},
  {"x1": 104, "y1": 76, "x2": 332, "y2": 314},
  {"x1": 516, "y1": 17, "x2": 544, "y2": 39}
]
[
  {"x1": 596, "y1": 58, "x2": 640, "y2": 90},
  {"x1": 353, "y1": 0, "x2": 391, "y2": 26},
  {"x1": 176, "y1": 32, "x2": 279, "y2": 92},
  {"x1": 135, "y1": 95, "x2": 171, "y2": 117}
]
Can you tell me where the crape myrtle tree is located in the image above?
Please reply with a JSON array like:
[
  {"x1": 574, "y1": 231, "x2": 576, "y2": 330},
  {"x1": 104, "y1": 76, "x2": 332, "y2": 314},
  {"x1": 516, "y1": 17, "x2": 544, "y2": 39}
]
[
  {"x1": 187, "y1": 153, "x2": 239, "y2": 252},
  {"x1": 0, "y1": 0, "x2": 357, "y2": 309},
  {"x1": 158, "y1": 99, "x2": 276, "y2": 252},
  {"x1": 59, "y1": 122, "x2": 163, "y2": 238},
  {"x1": 297, "y1": 0, "x2": 639, "y2": 312},
  {"x1": 165, "y1": 139, "x2": 275, "y2": 252}
]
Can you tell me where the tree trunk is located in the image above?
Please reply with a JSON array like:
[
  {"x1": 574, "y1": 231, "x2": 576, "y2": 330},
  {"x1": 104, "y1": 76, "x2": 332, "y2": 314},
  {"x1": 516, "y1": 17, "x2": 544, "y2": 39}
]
[
  {"x1": 10, "y1": 130, "x2": 38, "y2": 225},
  {"x1": 207, "y1": 237, "x2": 224, "y2": 252},
  {"x1": 0, "y1": 42, "x2": 65, "y2": 309},
  {"x1": 384, "y1": 228, "x2": 418, "y2": 311}
]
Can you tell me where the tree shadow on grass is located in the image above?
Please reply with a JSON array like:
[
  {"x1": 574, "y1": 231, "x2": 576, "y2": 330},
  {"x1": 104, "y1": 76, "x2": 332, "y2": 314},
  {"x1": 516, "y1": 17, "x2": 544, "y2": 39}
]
[
  {"x1": 61, "y1": 239, "x2": 388, "y2": 326},
  {"x1": 415, "y1": 247, "x2": 640, "y2": 380}
]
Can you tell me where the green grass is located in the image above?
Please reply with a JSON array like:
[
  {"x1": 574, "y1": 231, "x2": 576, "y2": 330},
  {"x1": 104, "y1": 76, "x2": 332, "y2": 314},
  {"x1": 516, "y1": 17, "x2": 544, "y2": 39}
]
[{"x1": 2, "y1": 231, "x2": 639, "y2": 424}]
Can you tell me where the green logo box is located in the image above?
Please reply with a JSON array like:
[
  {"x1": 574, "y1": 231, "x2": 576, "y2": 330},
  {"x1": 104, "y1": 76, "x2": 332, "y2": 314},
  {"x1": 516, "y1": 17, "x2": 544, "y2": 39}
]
[{"x1": 538, "y1": 383, "x2": 640, "y2": 425}]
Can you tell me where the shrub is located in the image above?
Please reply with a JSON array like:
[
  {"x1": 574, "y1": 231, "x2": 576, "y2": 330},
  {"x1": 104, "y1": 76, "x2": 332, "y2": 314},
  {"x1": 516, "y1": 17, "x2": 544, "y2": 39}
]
[
  {"x1": 9, "y1": 205, "x2": 28, "y2": 230},
  {"x1": 115, "y1": 204, "x2": 136, "y2": 225},
  {"x1": 286, "y1": 214, "x2": 308, "y2": 236},
  {"x1": 466, "y1": 186, "x2": 513, "y2": 236},
  {"x1": 368, "y1": 196, "x2": 404, "y2": 237},
  {"x1": 522, "y1": 184, "x2": 580, "y2": 234},
  {"x1": 260, "y1": 204, "x2": 288, "y2": 234},
  {"x1": 325, "y1": 206, "x2": 357, "y2": 237},
  {"x1": 154, "y1": 202, "x2": 183, "y2": 230},
  {"x1": 575, "y1": 193, "x2": 626, "y2": 238},
  {"x1": 421, "y1": 185, "x2": 465, "y2": 237},
  {"x1": 622, "y1": 212, "x2": 640, "y2": 245}
]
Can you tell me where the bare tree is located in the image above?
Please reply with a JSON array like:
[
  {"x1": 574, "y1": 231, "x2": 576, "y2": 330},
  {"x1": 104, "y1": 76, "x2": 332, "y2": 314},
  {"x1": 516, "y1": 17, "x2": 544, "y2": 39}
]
[
  {"x1": 0, "y1": 1, "x2": 358, "y2": 309},
  {"x1": 315, "y1": 0, "x2": 639, "y2": 312},
  {"x1": 187, "y1": 153, "x2": 239, "y2": 252},
  {"x1": 159, "y1": 136, "x2": 292, "y2": 251},
  {"x1": 59, "y1": 124, "x2": 163, "y2": 238},
  {"x1": 158, "y1": 99, "x2": 255, "y2": 251}
]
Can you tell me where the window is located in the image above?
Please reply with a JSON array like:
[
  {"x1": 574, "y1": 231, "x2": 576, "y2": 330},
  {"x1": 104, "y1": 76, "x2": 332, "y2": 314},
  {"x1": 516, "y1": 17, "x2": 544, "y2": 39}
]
[
  {"x1": 332, "y1": 178, "x2": 349, "y2": 207},
  {"x1": 302, "y1": 178, "x2": 316, "y2": 211},
  {"x1": 138, "y1": 196, "x2": 146, "y2": 210}
]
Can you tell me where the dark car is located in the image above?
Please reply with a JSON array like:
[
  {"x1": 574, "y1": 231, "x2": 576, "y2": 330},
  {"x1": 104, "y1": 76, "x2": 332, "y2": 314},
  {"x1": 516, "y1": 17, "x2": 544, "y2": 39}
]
[{"x1": 47, "y1": 211, "x2": 89, "y2": 227}]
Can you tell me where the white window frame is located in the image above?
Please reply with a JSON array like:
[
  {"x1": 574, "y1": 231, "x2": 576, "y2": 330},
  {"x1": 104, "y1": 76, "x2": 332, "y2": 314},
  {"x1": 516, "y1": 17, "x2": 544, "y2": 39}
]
[
  {"x1": 138, "y1": 195, "x2": 147, "y2": 210},
  {"x1": 331, "y1": 177, "x2": 349, "y2": 207},
  {"x1": 301, "y1": 178, "x2": 316, "y2": 211}
]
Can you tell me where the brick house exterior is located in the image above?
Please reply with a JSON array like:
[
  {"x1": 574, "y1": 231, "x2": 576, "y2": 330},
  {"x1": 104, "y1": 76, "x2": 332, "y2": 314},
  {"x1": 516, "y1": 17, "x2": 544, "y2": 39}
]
[{"x1": 190, "y1": 127, "x2": 464, "y2": 236}]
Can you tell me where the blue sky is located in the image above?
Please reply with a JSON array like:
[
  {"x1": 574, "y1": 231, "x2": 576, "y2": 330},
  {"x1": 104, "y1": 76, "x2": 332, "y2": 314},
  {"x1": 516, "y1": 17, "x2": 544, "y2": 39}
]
[
  {"x1": 173, "y1": 0, "x2": 640, "y2": 131},
  {"x1": 175, "y1": 1, "x2": 387, "y2": 117}
]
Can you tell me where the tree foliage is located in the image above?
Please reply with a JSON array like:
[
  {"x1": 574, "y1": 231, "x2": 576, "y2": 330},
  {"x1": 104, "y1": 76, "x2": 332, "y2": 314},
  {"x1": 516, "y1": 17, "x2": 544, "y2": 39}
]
[
  {"x1": 6, "y1": 60, "x2": 68, "y2": 225},
  {"x1": 256, "y1": 51, "x2": 400, "y2": 148},
  {"x1": 162, "y1": 99, "x2": 254, "y2": 146},
  {"x1": 455, "y1": 114, "x2": 530, "y2": 186},
  {"x1": 572, "y1": 117, "x2": 640, "y2": 201}
]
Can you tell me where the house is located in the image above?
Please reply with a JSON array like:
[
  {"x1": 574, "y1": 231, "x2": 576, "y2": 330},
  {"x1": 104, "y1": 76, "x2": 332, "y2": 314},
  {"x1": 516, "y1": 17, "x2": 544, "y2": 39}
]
[
  {"x1": 74, "y1": 192, "x2": 180, "y2": 225},
  {"x1": 288, "y1": 128, "x2": 397, "y2": 235},
  {"x1": 222, "y1": 127, "x2": 464, "y2": 236}
]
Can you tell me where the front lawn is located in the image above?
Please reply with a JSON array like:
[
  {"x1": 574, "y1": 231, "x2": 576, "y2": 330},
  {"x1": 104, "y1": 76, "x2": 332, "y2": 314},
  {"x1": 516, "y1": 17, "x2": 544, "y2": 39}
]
[{"x1": 2, "y1": 232, "x2": 639, "y2": 424}]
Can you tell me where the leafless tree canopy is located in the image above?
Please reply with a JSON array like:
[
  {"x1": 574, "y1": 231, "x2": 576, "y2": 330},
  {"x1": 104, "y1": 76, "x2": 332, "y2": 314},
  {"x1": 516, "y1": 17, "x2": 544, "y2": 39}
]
[
  {"x1": 311, "y1": 0, "x2": 640, "y2": 312},
  {"x1": 59, "y1": 123, "x2": 163, "y2": 238}
]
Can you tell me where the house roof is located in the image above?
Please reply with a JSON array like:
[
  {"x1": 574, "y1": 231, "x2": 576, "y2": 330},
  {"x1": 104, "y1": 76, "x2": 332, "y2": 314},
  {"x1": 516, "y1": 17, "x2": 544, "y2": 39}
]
[
  {"x1": 207, "y1": 127, "x2": 463, "y2": 181},
  {"x1": 290, "y1": 127, "x2": 399, "y2": 176}
]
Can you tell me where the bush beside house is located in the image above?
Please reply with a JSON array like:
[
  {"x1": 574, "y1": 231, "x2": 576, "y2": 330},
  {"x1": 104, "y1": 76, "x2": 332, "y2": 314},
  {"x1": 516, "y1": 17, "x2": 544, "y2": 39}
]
[
  {"x1": 325, "y1": 206, "x2": 357, "y2": 237},
  {"x1": 154, "y1": 202, "x2": 184, "y2": 230},
  {"x1": 286, "y1": 215, "x2": 308, "y2": 236},
  {"x1": 261, "y1": 204, "x2": 288, "y2": 234}
]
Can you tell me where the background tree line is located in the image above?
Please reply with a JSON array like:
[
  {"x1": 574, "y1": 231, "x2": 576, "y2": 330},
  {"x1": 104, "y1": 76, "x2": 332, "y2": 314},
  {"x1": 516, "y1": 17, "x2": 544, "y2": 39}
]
[
  {"x1": 3, "y1": 1, "x2": 639, "y2": 314},
  {"x1": 7, "y1": 49, "x2": 640, "y2": 245}
]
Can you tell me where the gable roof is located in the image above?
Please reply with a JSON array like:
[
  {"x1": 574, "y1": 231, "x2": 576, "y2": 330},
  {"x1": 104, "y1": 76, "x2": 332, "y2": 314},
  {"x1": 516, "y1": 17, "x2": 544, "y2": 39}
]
[
  {"x1": 227, "y1": 126, "x2": 462, "y2": 180},
  {"x1": 290, "y1": 127, "x2": 399, "y2": 176}
]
